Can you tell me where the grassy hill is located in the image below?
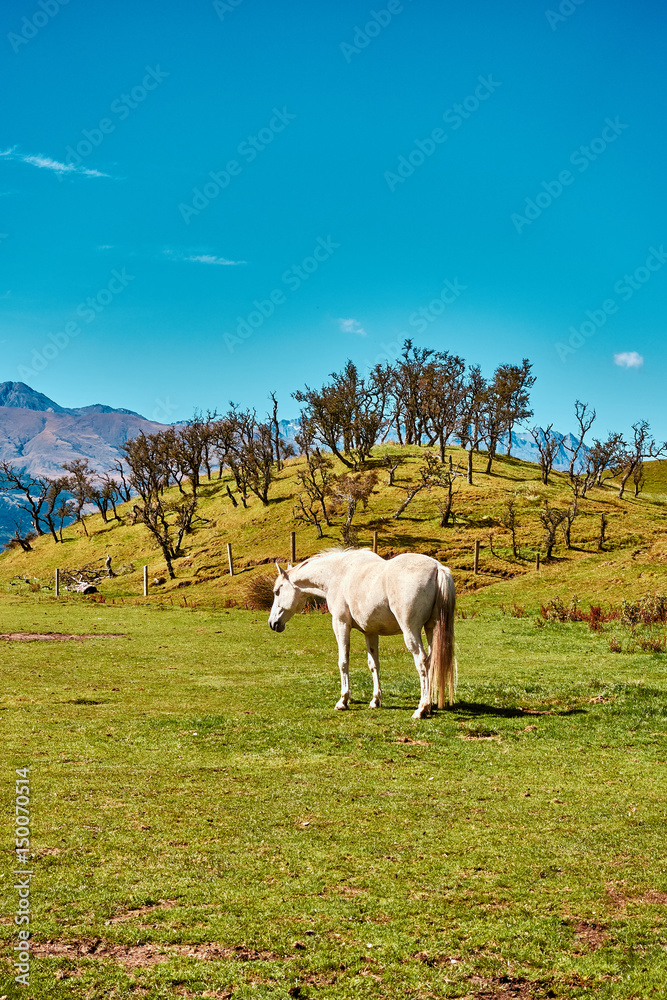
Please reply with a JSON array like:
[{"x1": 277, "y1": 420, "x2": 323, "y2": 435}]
[{"x1": 2, "y1": 444, "x2": 667, "y2": 611}]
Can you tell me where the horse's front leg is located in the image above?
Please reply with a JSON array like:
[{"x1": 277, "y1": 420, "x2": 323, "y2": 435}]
[
  {"x1": 403, "y1": 627, "x2": 431, "y2": 719},
  {"x1": 365, "y1": 633, "x2": 382, "y2": 709},
  {"x1": 333, "y1": 618, "x2": 351, "y2": 710}
]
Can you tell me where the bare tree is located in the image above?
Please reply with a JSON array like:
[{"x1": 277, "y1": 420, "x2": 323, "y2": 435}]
[
  {"x1": 330, "y1": 471, "x2": 378, "y2": 544},
  {"x1": 92, "y1": 471, "x2": 124, "y2": 522},
  {"x1": 386, "y1": 340, "x2": 435, "y2": 445},
  {"x1": 62, "y1": 459, "x2": 96, "y2": 536},
  {"x1": 54, "y1": 499, "x2": 75, "y2": 542},
  {"x1": 294, "y1": 360, "x2": 387, "y2": 469},
  {"x1": 0, "y1": 462, "x2": 52, "y2": 537},
  {"x1": 530, "y1": 424, "x2": 560, "y2": 485},
  {"x1": 502, "y1": 359, "x2": 535, "y2": 457},
  {"x1": 294, "y1": 452, "x2": 334, "y2": 537},
  {"x1": 427, "y1": 457, "x2": 461, "y2": 527},
  {"x1": 482, "y1": 360, "x2": 534, "y2": 472},
  {"x1": 586, "y1": 432, "x2": 626, "y2": 488},
  {"x1": 618, "y1": 420, "x2": 666, "y2": 499},
  {"x1": 112, "y1": 460, "x2": 133, "y2": 502},
  {"x1": 122, "y1": 430, "x2": 199, "y2": 578},
  {"x1": 383, "y1": 452, "x2": 404, "y2": 486},
  {"x1": 562, "y1": 477, "x2": 582, "y2": 549},
  {"x1": 457, "y1": 365, "x2": 487, "y2": 485},
  {"x1": 422, "y1": 351, "x2": 466, "y2": 461},
  {"x1": 9, "y1": 523, "x2": 34, "y2": 552},
  {"x1": 269, "y1": 392, "x2": 293, "y2": 471},
  {"x1": 563, "y1": 400, "x2": 596, "y2": 480},
  {"x1": 539, "y1": 500, "x2": 566, "y2": 560}
]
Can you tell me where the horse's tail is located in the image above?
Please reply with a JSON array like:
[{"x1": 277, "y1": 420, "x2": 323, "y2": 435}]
[{"x1": 429, "y1": 565, "x2": 457, "y2": 709}]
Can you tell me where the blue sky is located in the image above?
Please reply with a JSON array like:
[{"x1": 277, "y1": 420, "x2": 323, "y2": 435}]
[{"x1": 1, "y1": 0, "x2": 665, "y2": 437}]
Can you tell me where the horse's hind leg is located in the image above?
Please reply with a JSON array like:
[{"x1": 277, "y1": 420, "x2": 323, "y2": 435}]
[
  {"x1": 403, "y1": 627, "x2": 431, "y2": 719},
  {"x1": 333, "y1": 618, "x2": 351, "y2": 710},
  {"x1": 365, "y1": 634, "x2": 382, "y2": 709}
]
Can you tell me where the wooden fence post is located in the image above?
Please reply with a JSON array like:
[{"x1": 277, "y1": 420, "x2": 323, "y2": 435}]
[
  {"x1": 55, "y1": 568, "x2": 59, "y2": 597},
  {"x1": 290, "y1": 531, "x2": 296, "y2": 565},
  {"x1": 372, "y1": 530, "x2": 378, "y2": 554},
  {"x1": 143, "y1": 565, "x2": 148, "y2": 597},
  {"x1": 535, "y1": 553, "x2": 540, "y2": 572},
  {"x1": 227, "y1": 542, "x2": 234, "y2": 577},
  {"x1": 473, "y1": 540, "x2": 480, "y2": 575}
]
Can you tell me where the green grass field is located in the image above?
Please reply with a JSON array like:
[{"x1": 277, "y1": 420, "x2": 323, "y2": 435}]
[{"x1": 2, "y1": 592, "x2": 666, "y2": 999}]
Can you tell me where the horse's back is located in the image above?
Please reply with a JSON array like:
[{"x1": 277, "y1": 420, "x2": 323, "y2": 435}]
[{"x1": 334, "y1": 550, "x2": 445, "y2": 635}]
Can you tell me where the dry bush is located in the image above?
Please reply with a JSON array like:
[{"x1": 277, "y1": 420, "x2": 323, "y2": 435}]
[
  {"x1": 540, "y1": 595, "x2": 617, "y2": 628},
  {"x1": 621, "y1": 594, "x2": 667, "y2": 626},
  {"x1": 633, "y1": 634, "x2": 666, "y2": 653},
  {"x1": 500, "y1": 600, "x2": 525, "y2": 618},
  {"x1": 242, "y1": 573, "x2": 276, "y2": 610}
]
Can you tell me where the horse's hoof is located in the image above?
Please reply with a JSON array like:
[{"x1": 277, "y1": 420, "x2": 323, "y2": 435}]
[
  {"x1": 369, "y1": 699, "x2": 381, "y2": 709},
  {"x1": 412, "y1": 706, "x2": 430, "y2": 720},
  {"x1": 335, "y1": 700, "x2": 349, "y2": 711}
]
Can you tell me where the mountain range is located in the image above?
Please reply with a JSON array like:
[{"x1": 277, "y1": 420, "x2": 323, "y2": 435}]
[
  {"x1": 0, "y1": 381, "x2": 582, "y2": 546},
  {"x1": 0, "y1": 382, "x2": 167, "y2": 543}
]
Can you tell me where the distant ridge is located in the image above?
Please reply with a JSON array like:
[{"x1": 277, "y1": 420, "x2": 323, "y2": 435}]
[
  {"x1": 0, "y1": 381, "x2": 142, "y2": 418},
  {"x1": 0, "y1": 382, "x2": 165, "y2": 544}
]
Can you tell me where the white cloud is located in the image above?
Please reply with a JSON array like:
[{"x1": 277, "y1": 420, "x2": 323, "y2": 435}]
[
  {"x1": 185, "y1": 254, "x2": 246, "y2": 266},
  {"x1": 614, "y1": 351, "x2": 643, "y2": 369},
  {"x1": 0, "y1": 146, "x2": 109, "y2": 178},
  {"x1": 339, "y1": 317, "x2": 366, "y2": 336},
  {"x1": 163, "y1": 249, "x2": 245, "y2": 266}
]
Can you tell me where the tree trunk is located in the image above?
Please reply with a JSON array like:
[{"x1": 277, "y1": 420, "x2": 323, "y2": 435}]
[{"x1": 618, "y1": 468, "x2": 632, "y2": 499}]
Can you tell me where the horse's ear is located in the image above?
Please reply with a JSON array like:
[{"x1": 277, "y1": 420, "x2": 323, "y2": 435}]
[
  {"x1": 275, "y1": 562, "x2": 287, "y2": 577},
  {"x1": 287, "y1": 562, "x2": 293, "y2": 570}
]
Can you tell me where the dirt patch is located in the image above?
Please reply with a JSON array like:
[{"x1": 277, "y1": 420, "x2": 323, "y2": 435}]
[
  {"x1": 29, "y1": 939, "x2": 283, "y2": 969},
  {"x1": 395, "y1": 736, "x2": 430, "y2": 746},
  {"x1": 606, "y1": 882, "x2": 667, "y2": 912},
  {"x1": 466, "y1": 975, "x2": 554, "y2": 999},
  {"x1": 0, "y1": 632, "x2": 125, "y2": 642},
  {"x1": 572, "y1": 921, "x2": 608, "y2": 950}
]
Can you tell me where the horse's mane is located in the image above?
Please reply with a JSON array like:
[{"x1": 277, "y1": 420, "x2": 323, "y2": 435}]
[{"x1": 289, "y1": 547, "x2": 359, "y2": 572}]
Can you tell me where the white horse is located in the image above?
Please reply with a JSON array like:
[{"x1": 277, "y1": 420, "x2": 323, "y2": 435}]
[{"x1": 268, "y1": 549, "x2": 456, "y2": 719}]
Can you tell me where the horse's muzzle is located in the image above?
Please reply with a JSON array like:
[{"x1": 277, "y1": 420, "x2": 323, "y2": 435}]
[{"x1": 269, "y1": 620, "x2": 285, "y2": 633}]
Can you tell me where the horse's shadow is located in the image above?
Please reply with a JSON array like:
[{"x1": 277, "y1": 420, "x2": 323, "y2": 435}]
[
  {"x1": 447, "y1": 701, "x2": 586, "y2": 719},
  {"x1": 368, "y1": 701, "x2": 587, "y2": 718}
]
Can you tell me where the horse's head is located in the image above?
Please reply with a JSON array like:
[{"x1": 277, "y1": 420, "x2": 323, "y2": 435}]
[{"x1": 268, "y1": 563, "x2": 306, "y2": 633}]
